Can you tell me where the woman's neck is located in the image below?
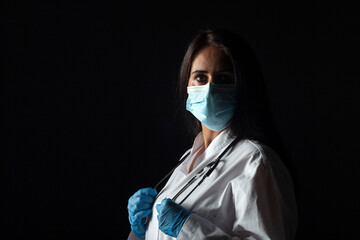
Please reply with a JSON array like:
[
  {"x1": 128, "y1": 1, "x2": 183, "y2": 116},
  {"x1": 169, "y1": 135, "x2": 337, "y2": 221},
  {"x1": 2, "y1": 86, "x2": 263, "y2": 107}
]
[
  {"x1": 188, "y1": 125, "x2": 222, "y2": 173},
  {"x1": 201, "y1": 124, "x2": 223, "y2": 149}
]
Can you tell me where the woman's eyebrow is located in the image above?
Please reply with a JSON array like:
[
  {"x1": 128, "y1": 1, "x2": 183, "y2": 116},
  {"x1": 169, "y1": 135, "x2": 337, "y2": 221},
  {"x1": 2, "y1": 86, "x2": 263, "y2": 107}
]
[{"x1": 191, "y1": 70, "x2": 208, "y2": 75}]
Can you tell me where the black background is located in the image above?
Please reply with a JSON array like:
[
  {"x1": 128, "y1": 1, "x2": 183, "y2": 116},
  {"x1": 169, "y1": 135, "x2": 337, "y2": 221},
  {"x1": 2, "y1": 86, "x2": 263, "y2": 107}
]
[{"x1": 4, "y1": 1, "x2": 360, "y2": 239}]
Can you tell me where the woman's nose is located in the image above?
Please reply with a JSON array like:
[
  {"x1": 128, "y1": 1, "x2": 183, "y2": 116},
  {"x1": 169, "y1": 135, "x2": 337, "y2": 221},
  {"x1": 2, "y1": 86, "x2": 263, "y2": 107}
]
[{"x1": 208, "y1": 75, "x2": 215, "y2": 83}]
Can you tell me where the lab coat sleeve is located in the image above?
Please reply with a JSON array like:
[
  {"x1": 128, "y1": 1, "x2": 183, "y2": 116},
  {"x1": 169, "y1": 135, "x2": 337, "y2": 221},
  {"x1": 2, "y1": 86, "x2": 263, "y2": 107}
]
[
  {"x1": 177, "y1": 155, "x2": 295, "y2": 240},
  {"x1": 231, "y1": 159, "x2": 292, "y2": 240}
]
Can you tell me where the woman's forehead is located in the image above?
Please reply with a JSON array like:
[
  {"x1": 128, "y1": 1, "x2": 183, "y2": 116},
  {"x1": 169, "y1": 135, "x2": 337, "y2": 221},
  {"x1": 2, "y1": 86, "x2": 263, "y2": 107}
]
[{"x1": 191, "y1": 45, "x2": 233, "y2": 71}]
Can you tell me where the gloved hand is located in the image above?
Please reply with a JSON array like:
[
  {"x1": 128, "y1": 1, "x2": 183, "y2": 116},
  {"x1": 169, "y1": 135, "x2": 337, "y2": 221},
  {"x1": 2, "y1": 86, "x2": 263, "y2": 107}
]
[
  {"x1": 128, "y1": 188, "x2": 158, "y2": 238},
  {"x1": 156, "y1": 198, "x2": 192, "y2": 238}
]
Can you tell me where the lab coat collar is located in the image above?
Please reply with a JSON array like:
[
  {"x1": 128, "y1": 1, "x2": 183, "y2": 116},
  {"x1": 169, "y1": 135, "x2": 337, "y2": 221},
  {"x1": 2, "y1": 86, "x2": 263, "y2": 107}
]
[
  {"x1": 179, "y1": 127, "x2": 237, "y2": 175},
  {"x1": 204, "y1": 127, "x2": 237, "y2": 155}
]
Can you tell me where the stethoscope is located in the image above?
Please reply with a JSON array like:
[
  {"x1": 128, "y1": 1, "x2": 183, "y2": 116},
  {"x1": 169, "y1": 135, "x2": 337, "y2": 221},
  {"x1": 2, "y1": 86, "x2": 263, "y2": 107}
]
[{"x1": 153, "y1": 136, "x2": 240, "y2": 205}]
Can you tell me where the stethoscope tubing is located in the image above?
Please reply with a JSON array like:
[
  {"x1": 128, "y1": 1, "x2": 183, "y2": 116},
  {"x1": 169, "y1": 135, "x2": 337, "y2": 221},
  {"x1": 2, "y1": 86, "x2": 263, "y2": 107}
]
[{"x1": 154, "y1": 136, "x2": 240, "y2": 205}]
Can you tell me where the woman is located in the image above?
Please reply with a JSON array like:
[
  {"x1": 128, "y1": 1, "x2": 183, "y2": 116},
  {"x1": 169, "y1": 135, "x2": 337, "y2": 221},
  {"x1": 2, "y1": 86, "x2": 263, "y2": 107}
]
[{"x1": 127, "y1": 29, "x2": 298, "y2": 239}]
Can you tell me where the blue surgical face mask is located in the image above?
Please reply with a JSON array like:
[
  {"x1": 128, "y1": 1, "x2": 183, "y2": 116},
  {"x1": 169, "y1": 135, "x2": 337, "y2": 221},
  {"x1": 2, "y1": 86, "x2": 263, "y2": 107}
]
[{"x1": 186, "y1": 83, "x2": 237, "y2": 131}]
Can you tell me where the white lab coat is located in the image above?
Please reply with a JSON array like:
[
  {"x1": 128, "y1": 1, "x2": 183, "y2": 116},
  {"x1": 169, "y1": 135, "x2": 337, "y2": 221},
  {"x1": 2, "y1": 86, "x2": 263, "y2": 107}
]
[{"x1": 146, "y1": 128, "x2": 298, "y2": 239}]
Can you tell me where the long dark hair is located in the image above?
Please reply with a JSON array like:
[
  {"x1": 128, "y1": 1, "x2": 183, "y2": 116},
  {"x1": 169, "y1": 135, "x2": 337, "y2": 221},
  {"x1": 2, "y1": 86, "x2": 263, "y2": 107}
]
[
  {"x1": 177, "y1": 28, "x2": 271, "y2": 142},
  {"x1": 175, "y1": 28, "x2": 296, "y2": 186},
  {"x1": 175, "y1": 28, "x2": 296, "y2": 185}
]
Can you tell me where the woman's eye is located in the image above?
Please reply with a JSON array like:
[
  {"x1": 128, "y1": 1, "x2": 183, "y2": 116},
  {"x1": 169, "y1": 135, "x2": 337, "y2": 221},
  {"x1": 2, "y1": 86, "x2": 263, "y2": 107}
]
[{"x1": 195, "y1": 74, "x2": 208, "y2": 83}]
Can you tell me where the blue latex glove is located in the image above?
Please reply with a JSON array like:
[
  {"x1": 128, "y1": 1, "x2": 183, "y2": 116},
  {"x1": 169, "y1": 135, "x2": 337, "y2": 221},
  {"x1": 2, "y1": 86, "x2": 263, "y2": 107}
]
[
  {"x1": 156, "y1": 198, "x2": 192, "y2": 237},
  {"x1": 128, "y1": 188, "x2": 158, "y2": 238}
]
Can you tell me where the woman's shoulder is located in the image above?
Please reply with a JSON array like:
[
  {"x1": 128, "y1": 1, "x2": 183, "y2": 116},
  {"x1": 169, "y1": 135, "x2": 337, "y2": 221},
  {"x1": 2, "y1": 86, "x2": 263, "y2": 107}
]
[
  {"x1": 230, "y1": 138, "x2": 285, "y2": 172},
  {"x1": 233, "y1": 139, "x2": 275, "y2": 161},
  {"x1": 232, "y1": 138, "x2": 291, "y2": 181}
]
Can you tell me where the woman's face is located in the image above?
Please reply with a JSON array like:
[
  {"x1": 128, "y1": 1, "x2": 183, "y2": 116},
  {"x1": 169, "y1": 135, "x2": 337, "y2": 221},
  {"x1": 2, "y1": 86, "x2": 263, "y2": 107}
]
[{"x1": 188, "y1": 45, "x2": 234, "y2": 86}]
